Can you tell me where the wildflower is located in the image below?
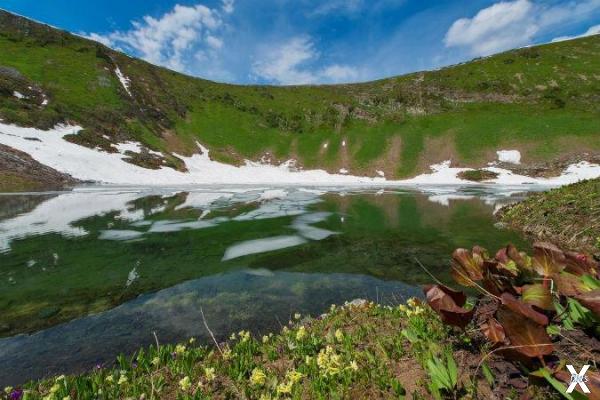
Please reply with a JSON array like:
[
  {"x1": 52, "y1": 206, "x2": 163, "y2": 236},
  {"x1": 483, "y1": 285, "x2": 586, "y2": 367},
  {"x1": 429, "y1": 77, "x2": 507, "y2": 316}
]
[
  {"x1": 62, "y1": 397, "x2": 71, "y2": 400},
  {"x1": 282, "y1": 326, "x2": 289, "y2": 334},
  {"x1": 189, "y1": 337, "x2": 196, "y2": 344},
  {"x1": 204, "y1": 367, "x2": 216, "y2": 382},
  {"x1": 262, "y1": 335, "x2": 269, "y2": 344},
  {"x1": 118, "y1": 375, "x2": 128, "y2": 385},
  {"x1": 178, "y1": 376, "x2": 191, "y2": 391},
  {"x1": 398, "y1": 304, "x2": 407, "y2": 312},
  {"x1": 105, "y1": 375, "x2": 114, "y2": 383},
  {"x1": 296, "y1": 326, "x2": 306, "y2": 341},
  {"x1": 9, "y1": 388, "x2": 23, "y2": 400},
  {"x1": 239, "y1": 330, "x2": 251, "y2": 343},
  {"x1": 294, "y1": 313, "x2": 301, "y2": 320},
  {"x1": 258, "y1": 394, "x2": 272, "y2": 400},
  {"x1": 286, "y1": 370, "x2": 303, "y2": 384},
  {"x1": 250, "y1": 368, "x2": 267, "y2": 386},
  {"x1": 49, "y1": 383, "x2": 61, "y2": 394},
  {"x1": 276, "y1": 381, "x2": 293, "y2": 395},
  {"x1": 349, "y1": 360, "x2": 359, "y2": 371},
  {"x1": 407, "y1": 298, "x2": 418, "y2": 308},
  {"x1": 151, "y1": 357, "x2": 160, "y2": 366},
  {"x1": 317, "y1": 346, "x2": 342, "y2": 376},
  {"x1": 305, "y1": 355, "x2": 312, "y2": 365},
  {"x1": 175, "y1": 344, "x2": 186, "y2": 355},
  {"x1": 55, "y1": 375, "x2": 65, "y2": 382},
  {"x1": 330, "y1": 304, "x2": 336, "y2": 312},
  {"x1": 222, "y1": 347, "x2": 232, "y2": 360},
  {"x1": 4, "y1": 387, "x2": 13, "y2": 395},
  {"x1": 334, "y1": 328, "x2": 344, "y2": 342},
  {"x1": 229, "y1": 332, "x2": 237, "y2": 340}
]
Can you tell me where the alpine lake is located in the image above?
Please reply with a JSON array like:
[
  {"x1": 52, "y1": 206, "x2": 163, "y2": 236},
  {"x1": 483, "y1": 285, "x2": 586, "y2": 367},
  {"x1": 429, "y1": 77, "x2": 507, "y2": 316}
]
[{"x1": 0, "y1": 184, "x2": 543, "y2": 385}]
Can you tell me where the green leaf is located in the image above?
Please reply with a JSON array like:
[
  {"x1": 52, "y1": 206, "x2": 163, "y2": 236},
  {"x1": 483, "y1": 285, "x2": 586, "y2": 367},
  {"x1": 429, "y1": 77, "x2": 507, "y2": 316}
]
[
  {"x1": 482, "y1": 363, "x2": 495, "y2": 387},
  {"x1": 581, "y1": 274, "x2": 600, "y2": 290}
]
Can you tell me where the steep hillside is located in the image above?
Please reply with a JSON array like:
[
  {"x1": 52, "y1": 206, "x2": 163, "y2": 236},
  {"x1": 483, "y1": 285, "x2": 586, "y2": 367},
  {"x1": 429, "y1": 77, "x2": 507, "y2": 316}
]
[{"x1": 0, "y1": 10, "x2": 599, "y2": 182}]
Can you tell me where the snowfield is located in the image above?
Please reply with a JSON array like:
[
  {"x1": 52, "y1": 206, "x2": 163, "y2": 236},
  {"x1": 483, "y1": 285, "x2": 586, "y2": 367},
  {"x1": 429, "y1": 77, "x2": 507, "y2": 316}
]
[{"x1": 1, "y1": 122, "x2": 599, "y2": 186}]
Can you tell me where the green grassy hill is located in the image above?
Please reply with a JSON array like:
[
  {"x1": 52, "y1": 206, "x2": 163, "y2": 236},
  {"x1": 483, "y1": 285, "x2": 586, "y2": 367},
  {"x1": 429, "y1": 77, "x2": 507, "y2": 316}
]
[{"x1": 1, "y1": 10, "x2": 599, "y2": 178}]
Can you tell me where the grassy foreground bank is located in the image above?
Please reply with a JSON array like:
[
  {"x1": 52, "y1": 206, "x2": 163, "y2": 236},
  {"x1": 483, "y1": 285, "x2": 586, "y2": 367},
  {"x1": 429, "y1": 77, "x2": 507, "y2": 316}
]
[
  {"x1": 3, "y1": 297, "x2": 585, "y2": 400},
  {"x1": 500, "y1": 178, "x2": 600, "y2": 255}
]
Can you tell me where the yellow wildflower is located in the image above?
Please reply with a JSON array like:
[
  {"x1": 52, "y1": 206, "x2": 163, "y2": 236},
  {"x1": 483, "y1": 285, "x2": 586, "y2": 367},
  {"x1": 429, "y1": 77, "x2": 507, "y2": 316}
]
[
  {"x1": 204, "y1": 367, "x2": 216, "y2": 382},
  {"x1": 407, "y1": 298, "x2": 418, "y2": 308},
  {"x1": 276, "y1": 381, "x2": 293, "y2": 395},
  {"x1": 230, "y1": 332, "x2": 237, "y2": 340},
  {"x1": 117, "y1": 375, "x2": 128, "y2": 385},
  {"x1": 4, "y1": 387, "x2": 13, "y2": 395},
  {"x1": 189, "y1": 337, "x2": 196, "y2": 344},
  {"x1": 398, "y1": 304, "x2": 407, "y2": 312},
  {"x1": 294, "y1": 313, "x2": 301, "y2": 320},
  {"x1": 222, "y1": 347, "x2": 232, "y2": 360},
  {"x1": 175, "y1": 344, "x2": 186, "y2": 355},
  {"x1": 305, "y1": 355, "x2": 312, "y2": 365},
  {"x1": 317, "y1": 346, "x2": 342, "y2": 376},
  {"x1": 296, "y1": 326, "x2": 306, "y2": 341},
  {"x1": 286, "y1": 370, "x2": 303, "y2": 384},
  {"x1": 49, "y1": 383, "x2": 61, "y2": 393},
  {"x1": 334, "y1": 328, "x2": 344, "y2": 342},
  {"x1": 178, "y1": 376, "x2": 191, "y2": 391},
  {"x1": 105, "y1": 375, "x2": 114, "y2": 383},
  {"x1": 55, "y1": 375, "x2": 66, "y2": 382},
  {"x1": 262, "y1": 335, "x2": 269, "y2": 343},
  {"x1": 151, "y1": 357, "x2": 160, "y2": 366},
  {"x1": 62, "y1": 397, "x2": 71, "y2": 400},
  {"x1": 239, "y1": 330, "x2": 251, "y2": 343},
  {"x1": 282, "y1": 326, "x2": 289, "y2": 334},
  {"x1": 250, "y1": 368, "x2": 267, "y2": 386},
  {"x1": 349, "y1": 360, "x2": 359, "y2": 371}
]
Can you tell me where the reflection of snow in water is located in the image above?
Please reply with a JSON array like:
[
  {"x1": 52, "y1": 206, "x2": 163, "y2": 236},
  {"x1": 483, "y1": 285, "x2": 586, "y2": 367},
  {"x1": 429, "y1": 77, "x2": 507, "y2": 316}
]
[
  {"x1": 0, "y1": 185, "x2": 542, "y2": 253},
  {"x1": 125, "y1": 267, "x2": 139, "y2": 287},
  {"x1": 222, "y1": 235, "x2": 307, "y2": 261},
  {"x1": 98, "y1": 230, "x2": 144, "y2": 241}
]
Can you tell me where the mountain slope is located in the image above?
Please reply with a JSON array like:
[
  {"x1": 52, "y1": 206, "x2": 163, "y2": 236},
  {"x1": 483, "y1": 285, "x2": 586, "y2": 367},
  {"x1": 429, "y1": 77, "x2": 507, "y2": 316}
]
[{"x1": 1, "y1": 10, "x2": 599, "y2": 183}]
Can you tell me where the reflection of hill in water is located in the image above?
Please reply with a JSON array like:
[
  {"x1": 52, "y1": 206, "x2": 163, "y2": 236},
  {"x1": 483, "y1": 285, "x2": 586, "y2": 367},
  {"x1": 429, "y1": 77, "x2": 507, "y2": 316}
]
[{"x1": 0, "y1": 270, "x2": 420, "y2": 386}]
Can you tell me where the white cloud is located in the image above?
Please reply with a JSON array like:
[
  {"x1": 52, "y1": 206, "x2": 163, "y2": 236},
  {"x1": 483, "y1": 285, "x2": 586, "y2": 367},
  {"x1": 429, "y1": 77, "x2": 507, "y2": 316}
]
[
  {"x1": 310, "y1": 0, "x2": 364, "y2": 16},
  {"x1": 445, "y1": 0, "x2": 600, "y2": 56},
  {"x1": 251, "y1": 36, "x2": 359, "y2": 84},
  {"x1": 86, "y1": 3, "x2": 226, "y2": 73},
  {"x1": 221, "y1": 0, "x2": 235, "y2": 14},
  {"x1": 552, "y1": 24, "x2": 600, "y2": 42}
]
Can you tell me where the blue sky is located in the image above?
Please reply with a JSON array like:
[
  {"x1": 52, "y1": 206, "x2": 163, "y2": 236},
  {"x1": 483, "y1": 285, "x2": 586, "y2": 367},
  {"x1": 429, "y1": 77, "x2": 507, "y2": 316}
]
[{"x1": 2, "y1": 0, "x2": 600, "y2": 84}]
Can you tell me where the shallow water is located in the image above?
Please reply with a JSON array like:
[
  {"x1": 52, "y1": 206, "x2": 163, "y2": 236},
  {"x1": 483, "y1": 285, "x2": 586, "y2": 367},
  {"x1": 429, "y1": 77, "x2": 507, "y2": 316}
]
[{"x1": 0, "y1": 184, "x2": 540, "y2": 385}]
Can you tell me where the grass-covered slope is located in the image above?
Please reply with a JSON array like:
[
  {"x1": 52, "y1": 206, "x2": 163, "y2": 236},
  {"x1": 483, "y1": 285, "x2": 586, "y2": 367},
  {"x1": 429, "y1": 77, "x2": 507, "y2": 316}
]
[
  {"x1": 1, "y1": 10, "x2": 600, "y2": 178},
  {"x1": 500, "y1": 178, "x2": 600, "y2": 255}
]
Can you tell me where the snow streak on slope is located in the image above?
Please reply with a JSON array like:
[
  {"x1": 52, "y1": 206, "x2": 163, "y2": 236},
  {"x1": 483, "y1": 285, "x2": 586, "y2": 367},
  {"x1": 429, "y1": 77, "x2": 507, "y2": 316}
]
[{"x1": 1, "y1": 122, "x2": 599, "y2": 186}]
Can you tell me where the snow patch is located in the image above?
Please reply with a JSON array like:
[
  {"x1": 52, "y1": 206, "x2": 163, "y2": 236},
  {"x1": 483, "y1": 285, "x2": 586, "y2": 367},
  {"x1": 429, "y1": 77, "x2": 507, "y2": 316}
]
[
  {"x1": 115, "y1": 141, "x2": 142, "y2": 154},
  {"x1": 376, "y1": 170, "x2": 385, "y2": 177},
  {"x1": 0, "y1": 122, "x2": 599, "y2": 186},
  {"x1": 114, "y1": 66, "x2": 132, "y2": 97},
  {"x1": 222, "y1": 235, "x2": 307, "y2": 261},
  {"x1": 13, "y1": 91, "x2": 25, "y2": 99},
  {"x1": 497, "y1": 150, "x2": 521, "y2": 164}
]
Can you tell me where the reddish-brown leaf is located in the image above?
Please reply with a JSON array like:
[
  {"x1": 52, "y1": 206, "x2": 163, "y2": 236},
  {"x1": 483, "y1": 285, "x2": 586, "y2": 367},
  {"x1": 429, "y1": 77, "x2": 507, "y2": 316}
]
[
  {"x1": 532, "y1": 242, "x2": 566, "y2": 278},
  {"x1": 500, "y1": 293, "x2": 549, "y2": 326},
  {"x1": 564, "y1": 251, "x2": 598, "y2": 276},
  {"x1": 423, "y1": 284, "x2": 474, "y2": 328},
  {"x1": 482, "y1": 261, "x2": 519, "y2": 296},
  {"x1": 481, "y1": 317, "x2": 506, "y2": 343},
  {"x1": 574, "y1": 289, "x2": 600, "y2": 317},
  {"x1": 507, "y1": 244, "x2": 532, "y2": 271},
  {"x1": 496, "y1": 307, "x2": 554, "y2": 358},
  {"x1": 553, "y1": 271, "x2": 590, "y2": 297},
  {"x1": 451, "y1": 248, "x2": 485, "y2": 287},
  {"x1": 521, "y1": 284, "x2": 554, "y2": 311}
]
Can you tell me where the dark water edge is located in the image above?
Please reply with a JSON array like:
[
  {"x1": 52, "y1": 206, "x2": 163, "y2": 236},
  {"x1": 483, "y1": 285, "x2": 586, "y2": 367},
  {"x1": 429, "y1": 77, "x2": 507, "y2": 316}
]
[{"x1": 0, "y1": 270, "x2": 420, "y2": 386}]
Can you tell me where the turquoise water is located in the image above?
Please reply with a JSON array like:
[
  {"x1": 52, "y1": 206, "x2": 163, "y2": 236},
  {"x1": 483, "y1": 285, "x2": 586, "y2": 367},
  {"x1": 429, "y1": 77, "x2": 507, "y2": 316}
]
[{"x1": 0, "y1": 185, "x2": 536, "y2": 384}]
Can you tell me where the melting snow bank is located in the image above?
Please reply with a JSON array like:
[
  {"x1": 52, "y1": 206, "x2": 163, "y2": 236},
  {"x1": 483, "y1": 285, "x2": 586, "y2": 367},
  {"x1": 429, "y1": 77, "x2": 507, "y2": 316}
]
[{"x1": 1, "y1": 122, "x2": 600, "y2": 186}]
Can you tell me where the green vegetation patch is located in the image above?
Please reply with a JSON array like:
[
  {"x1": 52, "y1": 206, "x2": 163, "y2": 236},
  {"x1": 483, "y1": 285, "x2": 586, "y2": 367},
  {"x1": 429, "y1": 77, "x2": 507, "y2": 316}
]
[{"x1": 500, "y1": 178, "x2": 600, "y2": 254}]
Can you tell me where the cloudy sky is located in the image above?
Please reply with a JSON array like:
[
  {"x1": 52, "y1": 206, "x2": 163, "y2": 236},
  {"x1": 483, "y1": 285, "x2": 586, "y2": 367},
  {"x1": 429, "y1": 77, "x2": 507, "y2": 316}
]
[{"x1": 3, "y1": 0, "x2": 600, "y2": 84}]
